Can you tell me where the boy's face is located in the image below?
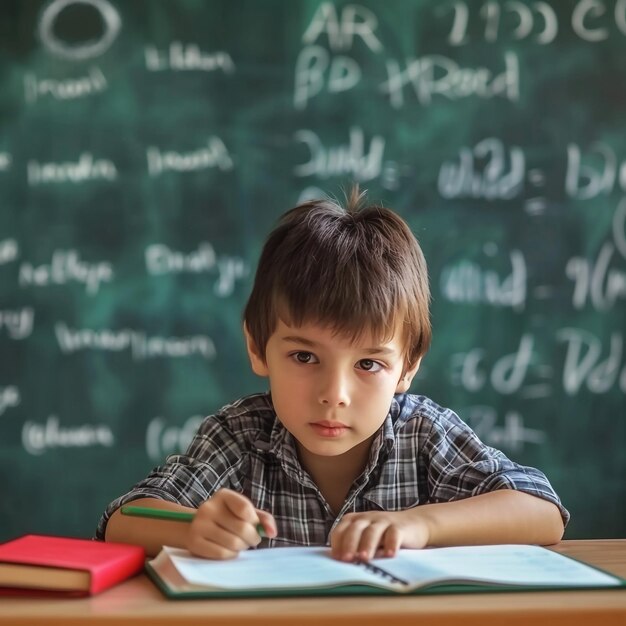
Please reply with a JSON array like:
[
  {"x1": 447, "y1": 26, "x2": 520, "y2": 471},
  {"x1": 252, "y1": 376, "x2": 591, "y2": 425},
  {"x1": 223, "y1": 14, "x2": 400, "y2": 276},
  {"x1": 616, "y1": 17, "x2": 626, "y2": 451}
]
[{"x1": 245, "y1": 318, "x2": 419, "y2": 469}]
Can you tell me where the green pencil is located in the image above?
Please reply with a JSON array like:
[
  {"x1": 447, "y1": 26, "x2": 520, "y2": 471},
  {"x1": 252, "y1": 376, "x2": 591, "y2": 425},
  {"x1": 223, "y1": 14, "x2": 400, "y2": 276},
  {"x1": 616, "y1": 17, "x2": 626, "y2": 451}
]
[{"x1": 120, "y1": 504, "x2": 267, "y2": 538}]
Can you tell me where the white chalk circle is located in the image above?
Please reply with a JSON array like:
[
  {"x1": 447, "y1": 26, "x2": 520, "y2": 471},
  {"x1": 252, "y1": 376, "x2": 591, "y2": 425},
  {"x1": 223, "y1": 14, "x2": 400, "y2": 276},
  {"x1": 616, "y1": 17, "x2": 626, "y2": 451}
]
[{"x1": 38, "y1": 0, "x2": 121, "y2": 60}]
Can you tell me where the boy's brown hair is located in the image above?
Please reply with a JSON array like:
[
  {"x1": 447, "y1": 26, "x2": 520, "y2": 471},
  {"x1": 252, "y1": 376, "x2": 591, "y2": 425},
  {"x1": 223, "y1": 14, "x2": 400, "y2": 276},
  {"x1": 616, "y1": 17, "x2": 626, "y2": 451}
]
[{"x1": 243, "y1": 187, "x2": 431, "y2": 370}]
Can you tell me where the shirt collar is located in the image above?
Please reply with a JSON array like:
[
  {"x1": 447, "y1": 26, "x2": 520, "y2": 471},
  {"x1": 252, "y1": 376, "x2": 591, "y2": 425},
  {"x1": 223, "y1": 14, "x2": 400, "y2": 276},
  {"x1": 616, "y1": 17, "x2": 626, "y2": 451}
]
[
  {"x1": 265, "y1": 407, "x2": 313, "y2": 485},
  {"x1": 363, "y1": 404, "x2": 397, "y2": 473}
]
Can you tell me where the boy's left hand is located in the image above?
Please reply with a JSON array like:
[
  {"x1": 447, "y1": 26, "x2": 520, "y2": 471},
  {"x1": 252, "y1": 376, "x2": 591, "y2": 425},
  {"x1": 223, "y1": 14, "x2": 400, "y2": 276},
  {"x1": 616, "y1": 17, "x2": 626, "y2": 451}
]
[{"x1": 329, "y1": 509, "x2": 430, "y2": 562}]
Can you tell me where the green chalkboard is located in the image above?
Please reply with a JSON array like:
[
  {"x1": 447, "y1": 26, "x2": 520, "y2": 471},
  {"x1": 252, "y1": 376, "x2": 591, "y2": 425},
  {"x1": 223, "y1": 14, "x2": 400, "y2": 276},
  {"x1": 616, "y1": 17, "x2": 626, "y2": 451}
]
[{"x1": 0, "y1": 0, "x2": 624, "y2": 542}]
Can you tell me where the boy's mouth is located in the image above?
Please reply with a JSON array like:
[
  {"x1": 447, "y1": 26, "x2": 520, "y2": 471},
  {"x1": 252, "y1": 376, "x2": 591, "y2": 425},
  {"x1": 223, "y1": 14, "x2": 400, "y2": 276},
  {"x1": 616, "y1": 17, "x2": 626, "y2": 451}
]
[{"x1": 309, "y1": 420, "x2": 349, "y2": 438}]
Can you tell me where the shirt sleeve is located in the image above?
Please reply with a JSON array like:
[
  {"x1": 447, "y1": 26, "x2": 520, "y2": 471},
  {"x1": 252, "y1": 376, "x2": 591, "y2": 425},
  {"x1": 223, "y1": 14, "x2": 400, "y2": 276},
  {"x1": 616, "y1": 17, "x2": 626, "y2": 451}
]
[
  {"x1": 94, "y1": 412, "x2": 245, "y2": 540},
  {"x1": 421, "y1": 407, "x2": 570, "y2": 527}
]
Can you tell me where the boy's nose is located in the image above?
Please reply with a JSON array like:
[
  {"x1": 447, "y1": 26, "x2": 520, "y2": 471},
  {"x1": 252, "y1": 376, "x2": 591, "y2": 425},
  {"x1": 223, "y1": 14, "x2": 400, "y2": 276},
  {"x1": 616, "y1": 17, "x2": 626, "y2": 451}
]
[{"x1": 318, "y1": 372, "x2": 351, "y2": 407}]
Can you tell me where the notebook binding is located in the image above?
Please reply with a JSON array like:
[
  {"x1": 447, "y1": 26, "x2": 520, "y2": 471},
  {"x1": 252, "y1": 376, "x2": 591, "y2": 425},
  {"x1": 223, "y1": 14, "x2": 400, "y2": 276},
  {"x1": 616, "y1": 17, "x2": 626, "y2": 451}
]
[{"x1": 356, "y1": 560, "x2": 409, "y2": 586}]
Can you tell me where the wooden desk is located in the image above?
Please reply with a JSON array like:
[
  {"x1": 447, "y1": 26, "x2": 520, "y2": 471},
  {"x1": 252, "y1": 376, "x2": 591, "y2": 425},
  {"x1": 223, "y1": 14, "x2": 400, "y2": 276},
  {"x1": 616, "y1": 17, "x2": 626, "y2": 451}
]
[{"x1": 1, "y1": 540, "x2": 624, "y2": 626}]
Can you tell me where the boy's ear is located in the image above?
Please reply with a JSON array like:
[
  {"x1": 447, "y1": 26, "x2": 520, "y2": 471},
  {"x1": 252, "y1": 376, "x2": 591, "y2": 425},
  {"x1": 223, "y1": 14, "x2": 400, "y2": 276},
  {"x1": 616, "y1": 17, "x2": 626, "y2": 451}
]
[
  {"x1": 395, "y1": 358, "x2": 421, "y2": 393},
  {"x1": 243, "y1": 323, "x2": 269, "y2": 377}
]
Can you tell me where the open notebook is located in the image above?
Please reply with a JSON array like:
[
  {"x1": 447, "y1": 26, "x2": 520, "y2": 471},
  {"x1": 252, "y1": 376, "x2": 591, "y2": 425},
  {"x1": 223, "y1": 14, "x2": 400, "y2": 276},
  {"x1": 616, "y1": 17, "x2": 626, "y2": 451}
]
[{"x1": 146, "y1": 544, "x2": 625, "y2": 599}]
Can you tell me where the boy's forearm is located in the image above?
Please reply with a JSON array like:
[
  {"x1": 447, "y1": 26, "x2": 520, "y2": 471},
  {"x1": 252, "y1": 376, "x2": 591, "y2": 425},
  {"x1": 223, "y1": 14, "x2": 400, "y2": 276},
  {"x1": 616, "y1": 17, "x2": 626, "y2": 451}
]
[
  {"x1": 413, "y1": 490, "x2": 565, "y2": 547},
  {"x1": 104, "y1": 497, "x2": 194, "y2": 556}
]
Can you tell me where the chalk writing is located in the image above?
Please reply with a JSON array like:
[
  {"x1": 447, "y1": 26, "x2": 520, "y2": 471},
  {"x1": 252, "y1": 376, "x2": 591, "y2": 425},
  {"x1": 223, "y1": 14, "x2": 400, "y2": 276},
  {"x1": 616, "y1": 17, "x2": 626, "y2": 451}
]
[
  {"x1": 453, "y1": 328, "x2": 626, "y2": 396},
  {"x1": 463, "y1": 406, "x2": 547, "y2": 453},
  {"x1": 294, "y1": 127, "x2": 385, "y2": 181},
  {"x1": 565, "y1": 142, "x2": 626, "y2": 199},
  {"x1": 566, "y1": 198, "x2": 626, "y2": 310},
  {"x1": 145, "y1": 243, "x2": 248, "y2": 297},
  {"x1": 38, "y1": 0, "x2": 121, "y2": 60},
  {"x1": 297, "y1": 186, "x2": 327, "y2": 204},
  {"x1": 380, "y1": 52, "x2": 519, "y2": 108},
  {"x1": 146, "y1": 138, "x2": 233, "y2": 176},
  {"x1": 450, "y1": 334, "x2": 538, "y2": 395},
  {"x1": 440, "y1": 248, "x2": 527, "y2": 311},
  {"x1": 24, "y1": 67, "x2": 107, "y2": 104},
  {"x1": 22, "y1": 415, "x2": 115, "y2": 455},
  {"x1": 566, "y1": 244, "x2": 626, "y2": 311},
  {"x1": 0, "y1": 308, "x2": 34, "y2": 340},
  {"x1": 441, "y1": 1, "x2": 557, "y2": 45},
  {"x1": 381, "y1": 160, "x2": 403, "y2": 190},
  {"x1": 302, "y1": 2, "x2": 383, "y2": 52},
  {"x1": 571, "y1": 0, "x2": 626, "y2": 41},
  {"x1": 146, "y1": 415, "x2": 204, "y2": 462},
  {"x1": 294, "y1": 45, "x2": 361, "y2": 110},
  {"x1": 615, "y1": 196, "x2": 626, "y2": 259},
  {"x1": 0, "y1": 153, "x2": 11, "y2": 171},
  {"x1": 438, "y1": 138, "x2": 525, "y2": 200},
  {"x1": 293, "y1": 3, "x2": 383, "y2": 109},
  {"x1": 55, "y1": 322, "x2": 216, "y2": 360},
  {"x1": 27, "y1": 153, "x2": 117, "y2": 185},
  {"x1": 558, "y1": 328, "x2": 626, "y2": 395},
  {"x1": 440, "y1": 0, "x2": 626, "y2": 45},
  {"x1": 0, "y1": 239, "x2": 18, "y2": 265},
  {"x1": 145, "y1": 42, "x2": 235, "y2": 73},
  {"x1": 19, "y1": 250, "x2": 113, "y2": 295},
  {"x1": 0, "y1": 386, "x2": 20, "y2": 416}
]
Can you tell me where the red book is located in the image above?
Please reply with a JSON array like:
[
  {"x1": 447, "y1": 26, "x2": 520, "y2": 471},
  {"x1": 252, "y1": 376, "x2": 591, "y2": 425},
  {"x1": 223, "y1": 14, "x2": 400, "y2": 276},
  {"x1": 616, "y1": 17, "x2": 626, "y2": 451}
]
[{"x1": 0, "y1": 534, "x2": 145, "y2": 596}]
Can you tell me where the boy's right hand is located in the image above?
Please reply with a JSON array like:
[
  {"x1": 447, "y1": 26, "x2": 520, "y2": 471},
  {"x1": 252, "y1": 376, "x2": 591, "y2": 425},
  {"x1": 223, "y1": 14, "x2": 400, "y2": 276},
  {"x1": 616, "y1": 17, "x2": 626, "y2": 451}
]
[{"x1": 186, "y1": 489, "x2": 277, "y2": 559}]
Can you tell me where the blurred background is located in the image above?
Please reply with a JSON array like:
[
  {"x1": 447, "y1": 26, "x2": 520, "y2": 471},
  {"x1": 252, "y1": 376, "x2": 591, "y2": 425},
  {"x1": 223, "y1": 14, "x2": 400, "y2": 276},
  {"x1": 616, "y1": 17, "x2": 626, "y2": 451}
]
[{"x1": 0, "y1": 0, "x2": 624, "y2": 541}]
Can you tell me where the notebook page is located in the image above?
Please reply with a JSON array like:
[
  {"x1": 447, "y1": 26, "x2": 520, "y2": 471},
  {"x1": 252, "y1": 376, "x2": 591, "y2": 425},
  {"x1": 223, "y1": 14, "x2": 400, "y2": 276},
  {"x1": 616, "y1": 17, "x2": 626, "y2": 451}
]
[
  {"x1": 372, "y1": 544, "x2": 622, "y2": 588},
  {"x1": 164, "y1": 546, "x2": 385, "y2": 590}
]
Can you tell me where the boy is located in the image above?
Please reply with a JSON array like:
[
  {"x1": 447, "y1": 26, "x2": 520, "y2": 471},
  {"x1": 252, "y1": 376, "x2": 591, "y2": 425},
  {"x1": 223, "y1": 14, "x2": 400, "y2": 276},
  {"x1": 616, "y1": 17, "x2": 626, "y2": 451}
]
[{"x1": 97, "y1": 188, "x2": 568, "y2": 562}]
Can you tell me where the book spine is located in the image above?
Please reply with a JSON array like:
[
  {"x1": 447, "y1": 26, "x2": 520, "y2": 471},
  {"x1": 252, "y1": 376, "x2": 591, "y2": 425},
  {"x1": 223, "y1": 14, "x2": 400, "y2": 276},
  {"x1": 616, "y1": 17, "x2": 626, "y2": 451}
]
[{"x1": 90, "y1": 552, "x2": 146, "y2": 594}]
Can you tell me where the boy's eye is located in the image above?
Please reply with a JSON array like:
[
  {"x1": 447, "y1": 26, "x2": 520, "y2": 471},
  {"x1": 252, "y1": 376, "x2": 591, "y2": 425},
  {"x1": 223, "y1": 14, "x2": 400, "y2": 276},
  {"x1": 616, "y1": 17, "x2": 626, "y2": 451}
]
[
  {"x1": 292, "y1": 351, "x2": 318, "y2": 364},
  {"x1": 357, "y1": 359, "x2": 383, "y2": 372}
]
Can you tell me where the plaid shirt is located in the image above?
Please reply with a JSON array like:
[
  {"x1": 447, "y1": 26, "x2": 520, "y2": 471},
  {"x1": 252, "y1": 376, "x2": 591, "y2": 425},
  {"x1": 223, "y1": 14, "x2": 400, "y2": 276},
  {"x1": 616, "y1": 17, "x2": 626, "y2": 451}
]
[{"x1": 96, "y1": 392, "x2": 569, "y2": 544}]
